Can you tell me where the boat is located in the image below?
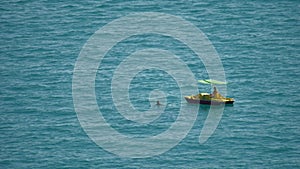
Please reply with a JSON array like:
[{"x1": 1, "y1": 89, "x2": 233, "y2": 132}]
[
  {"x1": 184, "y1": 79, "x2": 235, "y2": 105},
  {"x1": 184, "y1": 93, "x2": 234, "y2": 105}
]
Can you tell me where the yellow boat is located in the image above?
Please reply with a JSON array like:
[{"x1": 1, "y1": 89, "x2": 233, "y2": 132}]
[
  {"x1": 185, "y1": 93, "x2": 234, "y2": 105},
  {"x1": 184, "y1": 79, "x2": 235, "y2": 105}
]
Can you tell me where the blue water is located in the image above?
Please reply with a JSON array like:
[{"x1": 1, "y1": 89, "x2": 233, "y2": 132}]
[{"x1": 1, "y1": 0, "x2": 299, "y2": 168}]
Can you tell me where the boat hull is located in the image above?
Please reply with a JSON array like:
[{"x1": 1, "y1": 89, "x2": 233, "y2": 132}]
[{"x1": 184, "y1": 96, "x2": 234, "y2": 105}]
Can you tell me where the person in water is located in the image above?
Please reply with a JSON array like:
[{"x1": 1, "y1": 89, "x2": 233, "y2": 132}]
[{"x1": 156, "y1": 101, "x2": 161, "y2": 106}]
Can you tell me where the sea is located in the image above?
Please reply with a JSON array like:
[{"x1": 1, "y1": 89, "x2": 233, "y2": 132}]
[{"x1": 1, "y1": 0, "x2": 299, "y2": 168}]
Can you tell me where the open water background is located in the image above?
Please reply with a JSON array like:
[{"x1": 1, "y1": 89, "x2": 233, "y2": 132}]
[{"x1": 1, "y1": 0, "x2": 299, "y2": 168}]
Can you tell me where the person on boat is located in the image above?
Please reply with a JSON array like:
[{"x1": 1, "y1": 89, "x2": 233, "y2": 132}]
[
  {"x1": 211, "y1": 86, "x2": 225, "y2": 99},
  {"x1": 211, "y1": 86, "x2": 220, "y2": 98}
]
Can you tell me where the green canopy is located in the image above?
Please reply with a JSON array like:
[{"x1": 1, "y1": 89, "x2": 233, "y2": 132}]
[{"x1": 198, "y1": 79, "x2": 227, "y2": 85}]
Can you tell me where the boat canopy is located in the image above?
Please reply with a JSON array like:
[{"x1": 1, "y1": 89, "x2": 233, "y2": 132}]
[{"x1": 198, "y1": 79, "x2": 227, "y2": 85}]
